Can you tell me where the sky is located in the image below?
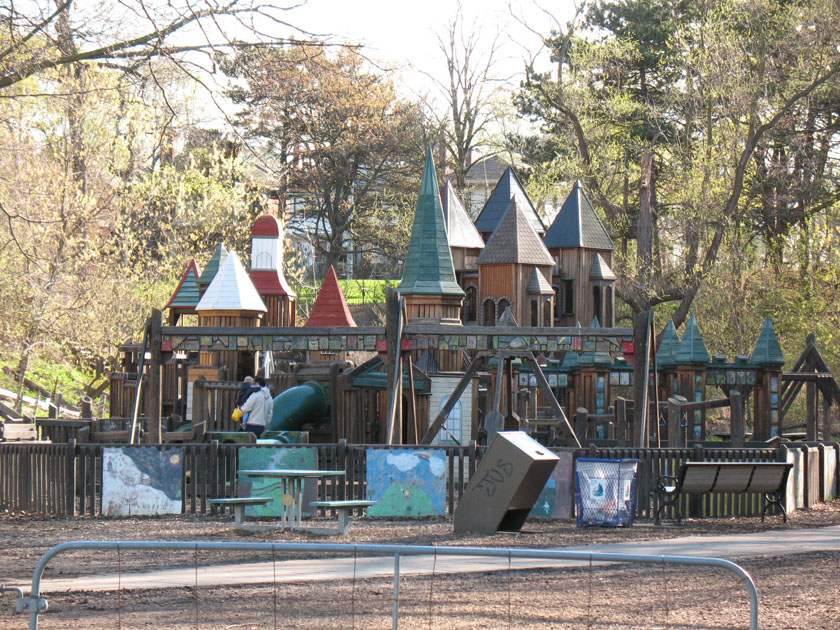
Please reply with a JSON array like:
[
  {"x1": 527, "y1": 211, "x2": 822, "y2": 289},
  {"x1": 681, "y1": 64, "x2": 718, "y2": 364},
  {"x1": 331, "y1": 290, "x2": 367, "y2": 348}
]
[{"x1": 284, "y1": 0, "x2": 577, "y2": 101}]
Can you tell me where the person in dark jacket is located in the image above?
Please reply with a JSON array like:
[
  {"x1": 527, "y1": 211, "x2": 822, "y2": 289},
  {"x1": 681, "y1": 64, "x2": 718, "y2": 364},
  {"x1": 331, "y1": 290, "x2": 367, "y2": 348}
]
[{"x1": 236, "y1": 376, "x2": 260, "y2": 426}]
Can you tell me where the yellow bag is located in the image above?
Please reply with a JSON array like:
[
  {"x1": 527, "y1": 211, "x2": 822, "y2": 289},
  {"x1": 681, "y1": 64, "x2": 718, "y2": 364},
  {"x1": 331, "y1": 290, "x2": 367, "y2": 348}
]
[{"x1": 231, "y1": 407, "x2": 243, "y2": 422}]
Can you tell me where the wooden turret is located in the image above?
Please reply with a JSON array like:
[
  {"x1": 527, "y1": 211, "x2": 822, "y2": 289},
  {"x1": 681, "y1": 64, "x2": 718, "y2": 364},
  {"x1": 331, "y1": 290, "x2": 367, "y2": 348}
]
[
  {"x1": 442, "y1": 181, "x2": 484, "y2": 323},
  {"x1": 249, "y1": 214, "x2": 297, "y2": 326},
  {"x1": 473, "y1": 167, "x2": 545, "y2": 242},
  {"x1": 674, "y1": 314, "x2": 710, "y2": 439},
  {"x1": 750, "y1": 317, "x2": 785, "y2": 440},
  {"x1": 475, "y1": 200, "x2": 554, "y2": 327},
  {"x1": 398, "y1": 147, "x2": 464, "y2": 370},
  {"x1": 196, "y1": 251, "x2": 266, "y2": 380},
  {"x1": 543, "y1": 182, "x2": 615, "y2": 326}
]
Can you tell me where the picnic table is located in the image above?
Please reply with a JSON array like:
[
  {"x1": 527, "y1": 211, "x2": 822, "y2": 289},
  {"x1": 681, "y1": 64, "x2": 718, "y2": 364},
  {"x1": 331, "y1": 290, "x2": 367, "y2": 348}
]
[{"x1": 237, "y1": 469, "x2": 345, "y2": 530}]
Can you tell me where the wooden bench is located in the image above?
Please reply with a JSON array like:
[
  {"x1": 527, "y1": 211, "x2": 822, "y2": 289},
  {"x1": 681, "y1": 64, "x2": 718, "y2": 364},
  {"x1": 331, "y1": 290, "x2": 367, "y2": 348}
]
[
  {"x1": 208, "y1": 497, "x2": 273, "y2": 531},
  {"x1": 308, "y1": 500, "x2": 377, "y2": 535},
  {"x1": 0, "y1": 422, "x2": 39, "y2": 442},
  {"x1": 654, "y1": 461, "x2": 793, "y2": 525}
]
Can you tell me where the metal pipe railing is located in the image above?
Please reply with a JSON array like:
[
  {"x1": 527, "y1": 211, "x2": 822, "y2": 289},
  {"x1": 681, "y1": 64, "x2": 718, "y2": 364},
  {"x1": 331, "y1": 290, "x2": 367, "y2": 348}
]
[{"x1": 18, "y1": 541, "x2": 760, "y2": 630}]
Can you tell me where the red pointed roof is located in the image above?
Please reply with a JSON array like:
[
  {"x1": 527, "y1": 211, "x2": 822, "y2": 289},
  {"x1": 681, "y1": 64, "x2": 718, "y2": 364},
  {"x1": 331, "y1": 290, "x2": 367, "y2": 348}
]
[{"x1": 304, "y1": 266, "x2": 357, "y2": 328}]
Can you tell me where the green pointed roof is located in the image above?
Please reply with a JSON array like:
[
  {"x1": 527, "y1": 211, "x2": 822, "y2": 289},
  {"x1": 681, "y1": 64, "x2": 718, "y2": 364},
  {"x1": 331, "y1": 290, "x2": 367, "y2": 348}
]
[
  {"x1": 198, "y1": 243, "x2": 229, "y2": 286},
  {"x1": 751, "y1": 317, "x2": 785, "y2": 367},
  {"x1": 656, "y1": 320, "x2": 682, "y2": 369},
  {"x1": 675, "y1": 315, "x2": 710, "y2": 365},
  {"x1": 166, "y1": 259, "x2": 201, "y2": 309},
  {"x1": 398, "y1": 147, "x2": 464, "y2": 297}
]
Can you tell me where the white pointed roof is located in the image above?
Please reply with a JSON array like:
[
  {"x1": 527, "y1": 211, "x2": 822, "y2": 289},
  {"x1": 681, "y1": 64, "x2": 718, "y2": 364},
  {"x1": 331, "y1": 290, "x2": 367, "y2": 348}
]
[{"x1": 196, "y1": 251, "x2": 267, "y2": 313}]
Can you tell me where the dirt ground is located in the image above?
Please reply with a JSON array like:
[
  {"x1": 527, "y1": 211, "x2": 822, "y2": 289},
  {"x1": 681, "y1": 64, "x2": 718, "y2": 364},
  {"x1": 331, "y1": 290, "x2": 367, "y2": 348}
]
[{"x1": 1, "y1": 502, "x2": 840, "y2": 629}]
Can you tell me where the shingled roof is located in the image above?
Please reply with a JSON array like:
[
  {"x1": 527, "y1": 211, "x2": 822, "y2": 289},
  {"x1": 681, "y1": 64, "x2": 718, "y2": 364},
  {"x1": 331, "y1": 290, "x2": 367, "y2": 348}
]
[
  {"x1": 527, "y1": 267, "x2": 554, "y2": 295},
  {"x1": 197, "y1": 243, "x2": 228, "y2": 287},
  {"x1": 751, "y1": 317, "x2": 785, "y2": 367},
  {"x1": 166, "y1": 259, "x2": 201, "y2": 309},
  {"x1": 442, "y1": 181, "x2": 484, "y2": 249},
  {"x1": 304, "y1": 266, "x2": 357, "y2": 328},
  {"x1": 398, "y1": 147, "x2": 464, "y2": 297},
  {"x1": 674, "y1": 314, "x2": 710, "y2": 365},
  {"x1": 544, "y1": 181, "x2": 614, "y2": 250},
  {"x1": 196, "y1": 251, "x2": 266, "y2": 313},
  {"x1": 589, "y1": 253, "x2": 616, "y2": 280},
  {"x1": 656, "y1": 320, "x2": 682, "y2": 369},
  {"x1": 476, "y1": 201, "x2": 554, "y2": 266},
  {"x1": 473, "y1": 167, "x2": 545, "y2": 236}
]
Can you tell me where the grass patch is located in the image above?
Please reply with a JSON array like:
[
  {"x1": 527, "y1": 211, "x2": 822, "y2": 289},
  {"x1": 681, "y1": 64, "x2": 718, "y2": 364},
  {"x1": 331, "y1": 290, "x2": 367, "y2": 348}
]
[{"x1": 296, "y1": 279, "x2": 399, "y2": 305}]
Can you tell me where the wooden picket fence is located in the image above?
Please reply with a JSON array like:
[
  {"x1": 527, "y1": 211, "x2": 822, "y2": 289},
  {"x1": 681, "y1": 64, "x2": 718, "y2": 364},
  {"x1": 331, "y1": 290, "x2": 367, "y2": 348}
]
[{"x1": 0, "y1": 440, "x2": 800, "y2": 519}]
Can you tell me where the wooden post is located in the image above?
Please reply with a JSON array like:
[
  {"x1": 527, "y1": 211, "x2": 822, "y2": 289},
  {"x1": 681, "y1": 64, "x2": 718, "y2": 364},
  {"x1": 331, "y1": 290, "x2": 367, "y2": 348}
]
[
  {"x1": 575, "y1": 408, "x2": 588, "y2": 441},
  {"x1": 615, "y1": 397, "x2": 628, "y2": 447},
  {"x1": 806, "y1": 379, "x2": 818, "y2": 441},
  {"x1": 822, "y1": 394, "x2": 832, "y2": 442},
  {"x1": 384, "y1": 289, "x2": 403, "y2": 445},
  {"x1": 729, "y1": 390, "x2": 745, "y2": 447},
  {"x1": 667, "y1": 395, "x2": 687, "y2": 447},
  {"x1": 147, "y1": 308, "x2": 163, "y2": 444},
  {"x1": 80, "y1": 397, "x2": 92, "y2": 419},
  {"x1": 633, "y1": 310, "x2": 652, "y2": 447}
]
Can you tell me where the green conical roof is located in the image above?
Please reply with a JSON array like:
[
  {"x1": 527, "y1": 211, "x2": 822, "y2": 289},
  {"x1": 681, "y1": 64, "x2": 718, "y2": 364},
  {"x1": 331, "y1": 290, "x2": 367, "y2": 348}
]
[
  {"x1": 398, "y1": 147, "x2": 464, "y2": 297},
  {"x1": 751, "y1": 317, "x2": 785, "y2": 367},
  {"x1": 198, "y1": 243, "x2": 229, "y2": 286},
  {"x1": 656, "y1": 320, "x2": 681, "y2": 369},
  {"x1": 675, "y1": 314, "x2": 710, "y2": 365}
]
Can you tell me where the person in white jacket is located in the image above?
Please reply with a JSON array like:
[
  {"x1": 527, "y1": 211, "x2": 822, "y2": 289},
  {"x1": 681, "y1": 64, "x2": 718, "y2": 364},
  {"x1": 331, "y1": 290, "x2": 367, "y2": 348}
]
[{"x1": 240, "y1": 377, "x2": 272, "y2": 438}]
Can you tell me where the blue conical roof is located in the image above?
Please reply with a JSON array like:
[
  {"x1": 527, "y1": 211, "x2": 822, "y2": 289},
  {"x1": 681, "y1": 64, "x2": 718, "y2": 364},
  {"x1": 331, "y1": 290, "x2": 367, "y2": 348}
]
[
  {"x1": 656, "y1": 320, "x2": 681, "y2": 369},
  {"x1": 398, "y1": 147, "x2": 464, "y2": 297},
  {"x1": 544, "y1": 181, "x2": 614, "y2": 250},
  {"x1": 674, "y1": 315, "x2": 710, "y2": 365},
  {"x1": 751, "y1": 317, "x2": 785, "y2": 367},
  {"x1": 473, "y1": 167, "x2": 545, "y2": 236}
]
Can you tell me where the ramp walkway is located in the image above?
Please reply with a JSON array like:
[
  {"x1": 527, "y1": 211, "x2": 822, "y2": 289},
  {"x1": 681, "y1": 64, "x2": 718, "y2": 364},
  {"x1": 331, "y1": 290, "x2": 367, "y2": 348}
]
[{"x1": 17, "y1": 524, "x2": 840, "y2": 593}]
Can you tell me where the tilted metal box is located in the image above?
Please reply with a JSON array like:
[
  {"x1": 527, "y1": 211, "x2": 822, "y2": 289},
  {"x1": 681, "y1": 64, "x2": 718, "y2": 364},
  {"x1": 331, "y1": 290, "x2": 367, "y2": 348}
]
[{"x1": 454, "y1": 431, "x2": 559, "y2": 534}]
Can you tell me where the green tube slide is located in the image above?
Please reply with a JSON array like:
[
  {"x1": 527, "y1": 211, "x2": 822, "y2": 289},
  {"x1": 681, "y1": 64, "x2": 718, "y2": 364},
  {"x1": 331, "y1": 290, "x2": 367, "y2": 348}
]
[{"x1": 267, "y1": 380, "x2": 329, "y2": 432}]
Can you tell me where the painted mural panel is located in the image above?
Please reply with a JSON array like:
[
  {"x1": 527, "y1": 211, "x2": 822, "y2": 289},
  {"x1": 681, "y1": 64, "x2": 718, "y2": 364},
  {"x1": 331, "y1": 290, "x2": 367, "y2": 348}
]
[
  {"x1": 528, "y1": 452, "x2": 574, "y2": 519},
  {"x1": 237, "y1": 447, "x2": 317, "y2": 517},
  {"x1": 365, "y1": 449, "x2": 446, "y2": 517},
  {"x1": 102, "y1": 447, "x2": 183, "y2": 516}
]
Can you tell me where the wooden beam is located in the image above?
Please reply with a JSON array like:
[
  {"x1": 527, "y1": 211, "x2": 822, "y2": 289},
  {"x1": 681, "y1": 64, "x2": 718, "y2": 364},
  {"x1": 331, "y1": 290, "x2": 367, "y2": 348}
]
[
  {"x1": 384, "y1": 290, "x2": 403, "y2": 445},
  {"x1": 419, "y1": 354, "x2": 487, "y2": 445},
  {"x1": 146, "y1": 308, "x2": 163, "y2": 444},
  {"x1": 522, "y1": 353, "x2": 581, "y2": 448}
]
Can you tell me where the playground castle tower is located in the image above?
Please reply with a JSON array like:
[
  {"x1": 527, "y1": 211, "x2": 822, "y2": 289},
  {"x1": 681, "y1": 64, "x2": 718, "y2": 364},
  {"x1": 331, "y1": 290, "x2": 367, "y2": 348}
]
[
  {"x1": 248, "y1": 214, "x2": 296, "y2": 326},
  {"x1": 398, "y1": 147, "x2": 465, "y2": 370}
]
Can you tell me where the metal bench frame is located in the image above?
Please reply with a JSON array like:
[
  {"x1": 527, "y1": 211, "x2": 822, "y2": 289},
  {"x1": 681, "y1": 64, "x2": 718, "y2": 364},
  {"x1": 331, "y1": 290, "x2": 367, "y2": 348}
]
[
  {"x1": 207, "y1": 497, "x2": 273, "y2": 531},
  {"x1": 308, "y1": 500, "x2": 376, "y2": 535},
  {"x1": 654, "y1": 462, "x2": 793, "y2": 525}
]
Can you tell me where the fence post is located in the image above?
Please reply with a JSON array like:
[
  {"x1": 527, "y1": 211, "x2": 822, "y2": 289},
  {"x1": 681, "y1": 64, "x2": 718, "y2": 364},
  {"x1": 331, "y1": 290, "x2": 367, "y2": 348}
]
[
  {"x1": 575, "y1": 408, "x2": 588, "y2": 441},
  {"x1": 65, "y1": 440, "x2": 76, "y2": 516},
  {"x1": 729, "y1": 390, "x2": 745, "y2": 447},
  {"x1": 615, "y1": 397, "x2": 628, "y2": 447},
  {"x1": 667, "y1": 396, "x2": 687, "y2": 447}
]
